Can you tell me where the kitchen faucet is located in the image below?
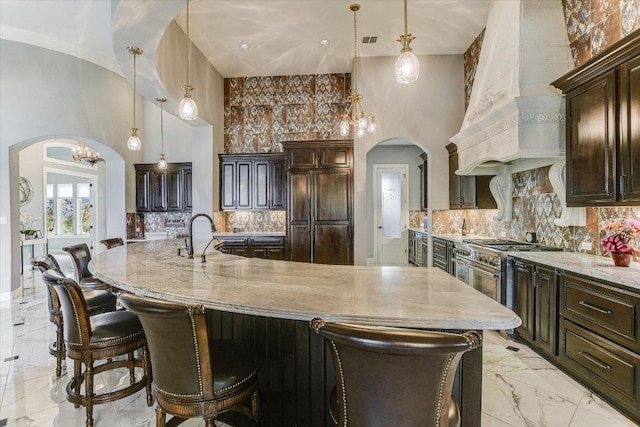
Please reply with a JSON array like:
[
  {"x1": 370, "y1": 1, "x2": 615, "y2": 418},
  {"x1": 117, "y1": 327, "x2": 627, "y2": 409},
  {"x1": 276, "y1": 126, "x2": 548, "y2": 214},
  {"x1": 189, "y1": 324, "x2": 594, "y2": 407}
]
[{"x1": 187, "y1": 213, "x2": 216, "y2": 259}]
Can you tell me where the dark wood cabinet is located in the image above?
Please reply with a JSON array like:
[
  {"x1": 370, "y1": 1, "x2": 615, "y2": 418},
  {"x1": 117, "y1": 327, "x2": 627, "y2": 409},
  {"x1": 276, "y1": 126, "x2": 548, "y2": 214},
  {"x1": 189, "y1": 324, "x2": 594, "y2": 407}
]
[
  {"x1": 512, "y1": 259, "x2": 557, "y2": 357},
  {"x1": 418, "y1": 152, "x2": 429, "y2": 211},
  {"x1": 284, "y1": 141, "x2": 353, "y2": 265},
  {"x1": 446, "y1": 143, "x2": 496, "y2": 209},
  {"x1": 408, "y1": 230, "x2": 416, "y2": 265},
  {"x1": 432, "y1": 237, "x2": 453, "y2": 274},
  {"x1": 219, "y1": 154, "x2": 285, "y2": 211},
  {"x1": 219, "y1": 235, "x2": 285, "y2": 260},
  {"x1": 557, "y1": 271, "x2": 640, "y2": 422},
  {"x1": 553, "y1": 30, "x2": 640, "y2": 206},
  {"x1": 135, "y1": 163, "x2": 192, "y2": 213}
]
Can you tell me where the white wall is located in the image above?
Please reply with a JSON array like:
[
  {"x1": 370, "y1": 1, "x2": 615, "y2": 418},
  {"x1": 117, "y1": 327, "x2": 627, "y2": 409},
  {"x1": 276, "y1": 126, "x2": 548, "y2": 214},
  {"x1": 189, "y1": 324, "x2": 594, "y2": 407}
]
[
  {"x1": 0, "y1": 40, "x2": 137, "y2": 297},
  {"x1": 353, "y1": 55, "x2": 465, "y2": 264}
]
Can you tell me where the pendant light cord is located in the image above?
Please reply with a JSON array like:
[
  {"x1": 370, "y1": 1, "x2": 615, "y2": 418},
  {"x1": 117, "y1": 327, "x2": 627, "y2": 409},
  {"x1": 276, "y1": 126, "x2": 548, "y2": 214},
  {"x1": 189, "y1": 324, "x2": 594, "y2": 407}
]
[
  {"x1": 160, "y1": 101, "x2": 164, "y2": 153},
  {"x1": 186, "y1": 0, "x2": 190, "y2": 87},
  {"x1": 352, "y1": 5, "x2": 358, "y2": 93},
  {"x1": 132, "y1": 52, "x2": 136, "y2": 128},
  {"x1": 404, "y1": 0, "x2": 408, "y2": 35}
]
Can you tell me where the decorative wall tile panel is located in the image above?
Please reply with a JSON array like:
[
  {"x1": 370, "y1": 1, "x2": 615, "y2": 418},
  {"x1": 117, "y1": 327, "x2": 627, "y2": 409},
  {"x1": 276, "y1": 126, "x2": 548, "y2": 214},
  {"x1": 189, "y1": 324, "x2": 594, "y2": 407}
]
[
  {"x1": 225, "y1": 74, "x2": 350, "y2": 154},
  {"x1": 463, "y1": 29, "x2": 485, "y2": 112},
  {"x1": 621, "y1": 0, "x2": 640, "y2": 36}
]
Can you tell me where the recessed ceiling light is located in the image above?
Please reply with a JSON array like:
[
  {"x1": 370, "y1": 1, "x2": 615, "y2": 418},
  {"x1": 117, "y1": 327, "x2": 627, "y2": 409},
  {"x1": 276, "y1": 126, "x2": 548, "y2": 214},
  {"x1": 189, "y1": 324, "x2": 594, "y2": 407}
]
[
  {"x1": 320, "y1": 39, "x2": 330, "y2": 46},
  {"x1": 239, "y1": 43, "x2": 250, "y2": 50}
]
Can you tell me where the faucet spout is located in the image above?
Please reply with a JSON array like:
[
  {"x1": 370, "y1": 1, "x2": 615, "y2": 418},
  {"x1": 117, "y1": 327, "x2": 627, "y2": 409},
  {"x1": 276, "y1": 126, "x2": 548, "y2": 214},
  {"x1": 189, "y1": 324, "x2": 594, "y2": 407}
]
[{"x1": 187, "y1": 213, "x2": 216, "y2": 259}]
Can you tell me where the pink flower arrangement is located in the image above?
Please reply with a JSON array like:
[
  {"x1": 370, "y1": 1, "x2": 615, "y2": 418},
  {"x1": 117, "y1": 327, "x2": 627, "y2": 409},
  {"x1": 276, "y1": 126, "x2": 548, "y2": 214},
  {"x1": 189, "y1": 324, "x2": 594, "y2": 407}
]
[{"x1": 601, "y1": 218, "x2": 640, "y2": 254}]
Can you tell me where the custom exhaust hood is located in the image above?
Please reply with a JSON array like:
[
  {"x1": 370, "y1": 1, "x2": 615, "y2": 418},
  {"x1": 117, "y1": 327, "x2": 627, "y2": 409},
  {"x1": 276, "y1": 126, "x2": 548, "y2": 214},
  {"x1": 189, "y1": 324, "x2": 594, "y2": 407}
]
[{"x1": 450, "y1": 0, "x2": 574, "y2": 177}]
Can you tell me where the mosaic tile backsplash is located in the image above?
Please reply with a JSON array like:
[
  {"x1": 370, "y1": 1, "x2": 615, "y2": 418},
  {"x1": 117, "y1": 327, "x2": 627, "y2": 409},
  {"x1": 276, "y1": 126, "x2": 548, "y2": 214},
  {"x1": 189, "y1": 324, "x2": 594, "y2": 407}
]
[
  {"x1": 432, "y1": 166, "x2": 640, "y2": 261},
  {"x1": 131, "y1": 211, "x2": 286, "y2": 236},
  {"x1": 224, "y1": 74, "x2": 351, "y2": 153}
]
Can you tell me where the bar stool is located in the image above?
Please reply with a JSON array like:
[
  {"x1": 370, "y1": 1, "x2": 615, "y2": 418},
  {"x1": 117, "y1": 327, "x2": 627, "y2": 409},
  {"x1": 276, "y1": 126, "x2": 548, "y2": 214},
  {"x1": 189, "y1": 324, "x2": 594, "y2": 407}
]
[
  {"x1": 32, "y1": 255, "x2": 117, "y2": 377},
  {"x1": 63, "y1": 243, "x2": 110, "y2": 290},
  {"x1": 309, "y1": 318, "x2": 482, "y2": 427},
  {"x1": 41, "y1": 269, "x2": 152, "y2": 427},
  {"x1": 99, "y1": 237, "x2": 124, "y2": 249},
  {"x1": 119, "y1": 293, "x2": 260, "y2": 427}
]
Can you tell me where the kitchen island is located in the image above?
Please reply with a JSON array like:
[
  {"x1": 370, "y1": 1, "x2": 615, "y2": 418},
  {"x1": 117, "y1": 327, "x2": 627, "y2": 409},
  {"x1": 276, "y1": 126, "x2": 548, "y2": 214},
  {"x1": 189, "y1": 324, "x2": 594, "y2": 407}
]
[{"x1": 91, "y1": 240, "x2": 520, "y2": 427}]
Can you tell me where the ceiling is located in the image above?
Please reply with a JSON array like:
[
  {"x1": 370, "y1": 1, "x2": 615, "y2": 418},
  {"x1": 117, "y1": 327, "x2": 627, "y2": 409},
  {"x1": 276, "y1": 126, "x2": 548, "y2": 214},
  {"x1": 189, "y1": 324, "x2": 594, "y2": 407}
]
[{"x1": 1, "y1": 0, "x2": 490, "y2": 78}]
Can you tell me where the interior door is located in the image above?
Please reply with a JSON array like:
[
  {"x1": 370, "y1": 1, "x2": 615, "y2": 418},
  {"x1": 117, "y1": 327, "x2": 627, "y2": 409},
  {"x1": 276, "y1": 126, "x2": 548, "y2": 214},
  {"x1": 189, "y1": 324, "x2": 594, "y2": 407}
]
[{"x1": 375, "y1": 165, "x2": 408, "y2": 265}]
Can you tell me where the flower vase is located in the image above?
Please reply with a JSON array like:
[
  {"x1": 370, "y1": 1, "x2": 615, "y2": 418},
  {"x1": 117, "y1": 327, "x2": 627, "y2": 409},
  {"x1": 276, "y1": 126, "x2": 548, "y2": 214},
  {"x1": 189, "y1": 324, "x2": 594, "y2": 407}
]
[{"x1": 611, "y1": 251, "x2": 633, "y2": 267}]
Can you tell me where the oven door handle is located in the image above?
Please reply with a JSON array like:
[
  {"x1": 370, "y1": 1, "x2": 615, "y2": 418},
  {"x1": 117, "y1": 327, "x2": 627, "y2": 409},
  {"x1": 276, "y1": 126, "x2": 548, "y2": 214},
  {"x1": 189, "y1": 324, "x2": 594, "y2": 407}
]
[{"x1": 468, "y1": 263, "x2": 500, "y2": 279}]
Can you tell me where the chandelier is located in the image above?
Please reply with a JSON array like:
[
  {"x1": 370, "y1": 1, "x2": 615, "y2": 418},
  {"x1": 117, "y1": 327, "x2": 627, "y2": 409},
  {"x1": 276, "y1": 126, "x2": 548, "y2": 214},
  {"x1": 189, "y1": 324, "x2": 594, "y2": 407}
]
[
  {"x1": 157, "y1": 97, "x2": 168, "y2": 170},
  {"x1": 178, "y1": 0, "x2": 198, "y2": 121},
  {"x1": 339, "y1": 3, "x2": 377, "y2": 138},
  {"x1": 73, "y1": 143, "x2": 104, "y2": 166},
  {"x1": 127, "y1": 46, "x2": 143, "y2": 150},
  {"x1": 395, "y1": 0, "x2": 420, "y2": 84}
]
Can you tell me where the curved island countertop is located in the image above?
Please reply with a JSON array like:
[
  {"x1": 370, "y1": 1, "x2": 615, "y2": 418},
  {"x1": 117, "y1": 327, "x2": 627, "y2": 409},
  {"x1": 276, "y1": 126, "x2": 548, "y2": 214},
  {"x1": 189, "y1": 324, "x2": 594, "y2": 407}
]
[{"x1": 91, "y1": 240, "x2": 520, "y2": 331}]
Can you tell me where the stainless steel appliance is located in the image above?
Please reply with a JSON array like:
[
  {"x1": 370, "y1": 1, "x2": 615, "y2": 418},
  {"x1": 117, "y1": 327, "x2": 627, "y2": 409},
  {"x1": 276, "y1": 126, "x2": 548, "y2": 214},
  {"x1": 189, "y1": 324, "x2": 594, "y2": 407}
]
[{"x1": 452, "y1": 239, "x2": 562, "y2": 307}]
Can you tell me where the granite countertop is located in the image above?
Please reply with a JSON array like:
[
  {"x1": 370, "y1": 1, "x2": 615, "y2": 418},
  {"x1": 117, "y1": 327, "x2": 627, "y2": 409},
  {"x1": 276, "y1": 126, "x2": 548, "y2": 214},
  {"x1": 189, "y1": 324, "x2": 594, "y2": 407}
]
[
  {"x1": 510, "y1": 251, "x2": 640, "y2": 292},
  {"x1": 408, "y1": 227, "x2": 429, "y2": 234},
  {"x1": 90, "y1": 240, "x2": 520, "y2": 330},
  {"x1": 431, "y1": 233, "x2": 489, "y2": 243},
  {"x1": 213, "y1": 231, "x2": 285, "y2": 237}
]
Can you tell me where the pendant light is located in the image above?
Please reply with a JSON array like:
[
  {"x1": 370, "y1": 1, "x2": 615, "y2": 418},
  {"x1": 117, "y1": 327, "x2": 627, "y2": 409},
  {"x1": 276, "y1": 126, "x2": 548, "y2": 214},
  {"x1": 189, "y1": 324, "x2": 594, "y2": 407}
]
[
  {"x1": 178, "y1": 0, "x2": 198, "y2": 121},
  {"x1": 395, "y1": 0, "x2": 420, "y2": 84},
  {"x1": 127, "y1": 46, "x2": 143, "y2": 150},
  {"x1": 157, "y1": 98, "x2": 168, "y2": 170},
  {"x1": 339, "y1": 4, "x2": 377, "y2": 138}
]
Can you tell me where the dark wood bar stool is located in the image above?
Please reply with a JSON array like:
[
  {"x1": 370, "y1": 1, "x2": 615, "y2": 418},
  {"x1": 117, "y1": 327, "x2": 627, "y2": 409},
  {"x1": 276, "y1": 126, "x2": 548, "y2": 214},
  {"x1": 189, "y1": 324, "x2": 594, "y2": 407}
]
[
  {"x1": 63, "y1": 243, "x2": 110, "y2": 290},
  {"x1": 41, "y1": 269, "x2": 152, "y2": 427},
  {"x1": 119, "y1": 293, "x2": 260, "y2": 427},
  {"x1": 99, "y1": 237, "x2": 124, "y2": 249},
  {"x1": 32, "y1": 255, "x2": 117, "y2": 377},
  {"x1": 310, "y1": 318, "x2": 482, "y2": 427}
]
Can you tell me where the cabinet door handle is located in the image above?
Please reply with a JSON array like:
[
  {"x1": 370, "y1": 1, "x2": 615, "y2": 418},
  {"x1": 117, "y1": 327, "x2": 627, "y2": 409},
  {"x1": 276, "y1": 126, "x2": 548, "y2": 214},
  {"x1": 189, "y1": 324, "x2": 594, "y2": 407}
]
[
  {"x1": 620, "y1": 175, "x2": 626, "y2": 197},
  {"x1": 578, "y1": 350, "x2": 611, "y2": 370},
  {"x1": 578, "y1": 300, "x2": 612, "y2": 315},
  {"x1": 607, "y1": 176, "x2": 614, "y2": 197}
]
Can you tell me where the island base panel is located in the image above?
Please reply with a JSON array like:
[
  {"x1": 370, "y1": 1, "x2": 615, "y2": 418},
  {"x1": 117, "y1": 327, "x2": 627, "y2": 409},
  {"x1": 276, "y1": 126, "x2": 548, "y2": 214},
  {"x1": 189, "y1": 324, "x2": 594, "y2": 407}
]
[{"x1": 206, "y1": 309, "x2": 482, "y2": 427}]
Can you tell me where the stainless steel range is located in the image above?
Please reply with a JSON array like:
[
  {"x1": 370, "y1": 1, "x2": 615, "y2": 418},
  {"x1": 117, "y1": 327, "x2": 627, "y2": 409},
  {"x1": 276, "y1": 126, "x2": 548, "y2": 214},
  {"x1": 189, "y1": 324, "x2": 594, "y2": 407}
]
[{"x1": 452, "y1": 239, "x2": 562, "y2": 308}]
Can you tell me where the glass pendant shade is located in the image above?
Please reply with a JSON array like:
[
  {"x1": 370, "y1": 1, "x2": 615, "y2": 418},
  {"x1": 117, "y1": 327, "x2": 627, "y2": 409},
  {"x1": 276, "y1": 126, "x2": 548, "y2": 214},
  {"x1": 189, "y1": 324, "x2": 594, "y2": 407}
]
[
  {"x1": 158, "y1": 154, "x2": 167, "y2": 170},
  {"x1": 179, "y1": 92, "x2": 198, "y2": 121},
  {"x1": 127, "y1": 129, "x2": 142, "y2": 150},
  {"x1": 339, "y1": 120, "x2": 350, "y2": 137},
  {"x1": 367, "y1": 117, "x2": 377, "y2": 133},
  {"x1": 395, "y1": 50, "x2": 420, "y2": 84}
]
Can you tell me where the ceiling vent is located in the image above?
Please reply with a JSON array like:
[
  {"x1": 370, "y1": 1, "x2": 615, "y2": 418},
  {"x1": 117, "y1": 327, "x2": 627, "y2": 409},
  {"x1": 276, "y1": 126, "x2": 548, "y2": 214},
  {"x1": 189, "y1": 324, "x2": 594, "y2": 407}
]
[{"x1": 362, "y1": 36, "x2": 377, "y2": 44}]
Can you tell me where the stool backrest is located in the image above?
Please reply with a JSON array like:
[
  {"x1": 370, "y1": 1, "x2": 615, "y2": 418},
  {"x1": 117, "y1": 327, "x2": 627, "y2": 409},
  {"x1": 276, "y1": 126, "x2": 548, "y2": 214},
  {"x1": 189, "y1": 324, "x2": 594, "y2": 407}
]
[
  {"x1": 32, "y1": 254, "x2": 61, "y2": 273},
  {"x1": 118, "y1": 293, "x2": 214, "y2": 400},
  {"x1": 33, "y1": 254, "x2": 63, "y2": 317},
  {"x1": 63, "y1": 243, "x2": 92, "y2": 280},
  {"x1": 310, "y1": 318, "x2": 482, "y2": 427},
  {"x1": 100, "y1": 238, "x2": 124, "y2": 250},
  {"x1": 42, "y1": 269, "x2": 91, "y2": 348}
]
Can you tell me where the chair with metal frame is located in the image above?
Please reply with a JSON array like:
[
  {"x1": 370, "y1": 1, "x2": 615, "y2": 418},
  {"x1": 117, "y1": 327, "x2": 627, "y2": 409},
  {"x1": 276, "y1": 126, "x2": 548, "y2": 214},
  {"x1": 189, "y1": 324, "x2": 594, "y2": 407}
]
[
  {"x1": 119, "y1": 292, "x2": 261, "y2": 427},
  {"x1": 32, "y1": 254, "x2": 117, "y2": 377},
  {"x1": 309, "y1": 318, "x2": 482, "y2": 427},
  {"x1": 41, "y1": 269, "x2": 152, "y2": 427},
  {"x1": 99, "y1": 237, "x2": 124, "y2": 250}
]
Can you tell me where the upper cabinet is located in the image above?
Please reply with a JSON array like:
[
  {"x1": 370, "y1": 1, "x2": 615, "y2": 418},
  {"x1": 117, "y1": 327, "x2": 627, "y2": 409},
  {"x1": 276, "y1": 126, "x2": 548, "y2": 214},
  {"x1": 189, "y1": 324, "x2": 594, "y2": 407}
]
[
  {"x1": 553, "y1": 30, "x2": 640, "y2": 206},
  {"x1": 418, "y1": 152, "x2": 428, "y2": 211},
  {"x1": 446, "y1": 143, "x2": 496, "y2": 210},
  {"x1": 135, "y1": 163, "x2": 192, "y2": 213},
  {"x1": 219, "y1": 153, "x2": 285, "y2": 211}
]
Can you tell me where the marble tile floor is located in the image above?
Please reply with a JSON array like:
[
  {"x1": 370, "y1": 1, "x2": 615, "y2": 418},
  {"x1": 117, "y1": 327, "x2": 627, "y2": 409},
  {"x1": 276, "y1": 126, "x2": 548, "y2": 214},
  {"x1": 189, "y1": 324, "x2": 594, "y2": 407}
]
[{"x1": 1, "y1": 255, "x2": 637, "y2": 426}]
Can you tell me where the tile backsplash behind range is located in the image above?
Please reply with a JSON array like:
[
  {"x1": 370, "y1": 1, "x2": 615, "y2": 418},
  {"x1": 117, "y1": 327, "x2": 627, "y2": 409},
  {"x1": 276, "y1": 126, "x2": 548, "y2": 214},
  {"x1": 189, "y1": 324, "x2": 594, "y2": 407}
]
[{"x1": 432, "y1": 166, "x2": 640, "y2": 260}]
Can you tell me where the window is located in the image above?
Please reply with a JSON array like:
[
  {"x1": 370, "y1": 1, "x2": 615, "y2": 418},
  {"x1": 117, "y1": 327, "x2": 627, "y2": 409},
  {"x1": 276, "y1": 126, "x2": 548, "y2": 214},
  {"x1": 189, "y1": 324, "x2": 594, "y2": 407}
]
[{"x1": 47, "y1": 182, "x2": 92, "y2": 236}]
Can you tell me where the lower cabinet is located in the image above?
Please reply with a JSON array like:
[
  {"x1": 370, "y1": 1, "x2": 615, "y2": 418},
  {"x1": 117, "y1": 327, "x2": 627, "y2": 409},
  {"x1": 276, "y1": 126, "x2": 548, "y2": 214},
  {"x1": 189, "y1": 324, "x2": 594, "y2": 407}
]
[
  {"x1": 510, "y1": 260, "x2": 640, "y2": 423},
  {"x1": 220, "y1": 235, "x2": 285, "y2": 260},
  {"x1": 432, "y1": 237, "x2": 453, "y2": 274},
  {"x1": 512, "y1": 260, "x2": 556, "y2": 357}
]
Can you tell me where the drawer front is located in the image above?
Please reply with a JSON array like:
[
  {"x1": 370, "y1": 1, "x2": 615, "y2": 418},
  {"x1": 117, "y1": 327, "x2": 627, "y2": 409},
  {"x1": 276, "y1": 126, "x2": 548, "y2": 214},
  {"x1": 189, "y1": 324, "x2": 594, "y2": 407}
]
[
  {"x1": 221, "y1": 237, "x2": 249, "y2": 246},
  {"x1": 433, "y1": 238, "x2": 447, "y2": 260},
  {"x1": 250, "y1": 236, "x2": 285, "y2": 246},
  {"x1": 560, "y1": 273, "x2": 639, "y2": 351},
  {"x1": 558, "y1": 319, "x2": 640, "y2": 420}
]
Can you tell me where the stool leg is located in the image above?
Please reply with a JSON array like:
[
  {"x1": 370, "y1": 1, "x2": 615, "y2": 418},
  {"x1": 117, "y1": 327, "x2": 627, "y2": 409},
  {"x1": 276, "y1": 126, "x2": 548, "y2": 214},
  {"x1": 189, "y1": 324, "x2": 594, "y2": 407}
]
[
  {"x1": 251, "y1": 389, "x2": 261, "y2": 422},
  {"x1": 85, "y1": 360, "x2": 95, "y2": 427},
  {"x1": 73, "y1": 360, "x2": 82, "y2": 408},
  {"x1": 156, "y1": 406, "x2": 166, "y2": 427},
  {"x1": 55, "y1": 321, "x2": 64, "y2": 377},
  {"x1": 128, "y1": 352, "x2": 135, "y2": 386},
  {"x1": 142, "y1": 346, "x2": 153, "y2": 406}
]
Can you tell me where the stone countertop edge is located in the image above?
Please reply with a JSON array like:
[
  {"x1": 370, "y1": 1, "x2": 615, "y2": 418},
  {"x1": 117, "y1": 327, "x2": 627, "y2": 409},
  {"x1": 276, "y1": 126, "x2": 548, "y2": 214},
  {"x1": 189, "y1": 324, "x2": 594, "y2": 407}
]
[
  {"x1": 91, "y1": 240, "x2": 520, "y2": 331},
  {"x1": 431, "y1": 233, "x2": 488, "y2": 243},
  {"x1": 213, "y1": 231, "x2": 285, "y2": 237},
  {"x1": 510, "y1": 251, "x2": 640, "y2": 292}
]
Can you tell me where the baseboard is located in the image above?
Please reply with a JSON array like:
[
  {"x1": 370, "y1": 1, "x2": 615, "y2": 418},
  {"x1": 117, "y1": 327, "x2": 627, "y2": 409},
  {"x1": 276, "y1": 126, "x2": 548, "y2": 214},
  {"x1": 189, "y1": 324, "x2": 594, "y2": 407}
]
[{"x1": 366, "y1": 257, "x2": 375, "y2": 265}]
